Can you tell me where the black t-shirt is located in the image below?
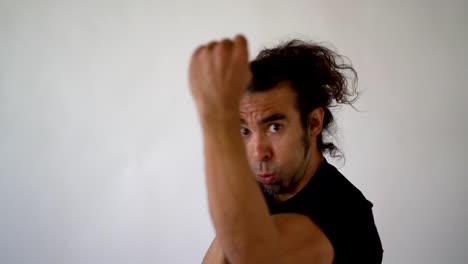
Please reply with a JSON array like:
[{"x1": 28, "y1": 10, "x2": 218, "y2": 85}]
[{"x1": 263, "y1": 159, "x2": 384, "y2": 264}]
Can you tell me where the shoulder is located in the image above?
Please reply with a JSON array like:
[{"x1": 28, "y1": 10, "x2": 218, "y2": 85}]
[
  {"x1": 298, "y1": 162, "x2": 384, "y2": 262},
  {"x1": 313, "y1": 161, "x2": 370, "y2": 208},
  {"x1": 322, "y1": 164, "x2": 384, "y2": 262}
]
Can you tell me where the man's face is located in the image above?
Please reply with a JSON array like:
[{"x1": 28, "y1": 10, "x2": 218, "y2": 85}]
[{"x1": 240, "y1": 83, "x2": 311, "y2": 196}]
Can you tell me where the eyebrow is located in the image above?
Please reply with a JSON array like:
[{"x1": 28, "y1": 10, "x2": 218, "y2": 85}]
[{"x1": 240, "y1": 113, "x2": 287, "y2": 126}]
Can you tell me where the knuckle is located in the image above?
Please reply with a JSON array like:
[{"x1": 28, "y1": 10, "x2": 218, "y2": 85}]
[
  {"x1": 220, "y1": 38, "x2": 233, "y2": 48},
  {"x1": 206, "y1": 41, "x2": 218, "y2": 51},
  {"x1": 192, "y1": 45, "x2": 203, "y2": 59}
]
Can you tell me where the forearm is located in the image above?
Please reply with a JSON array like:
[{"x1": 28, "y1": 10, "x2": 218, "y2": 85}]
[{"x1": 201, "y1": 117, "x2": 279, "y2": 263}]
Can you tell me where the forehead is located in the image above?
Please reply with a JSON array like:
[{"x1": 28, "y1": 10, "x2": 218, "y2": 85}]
[{"x1": 240, "y1": 82, "x2": 297, "y2": 119}]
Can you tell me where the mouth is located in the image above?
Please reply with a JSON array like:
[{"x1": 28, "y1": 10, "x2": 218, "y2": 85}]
[{"x1": 256, "y1": 173, "x2": 275, "y2": 184}]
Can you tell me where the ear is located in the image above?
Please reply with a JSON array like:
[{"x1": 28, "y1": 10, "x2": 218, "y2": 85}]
[{"x1": 307, "y1": 107, "x2": 324, "y2": 138}]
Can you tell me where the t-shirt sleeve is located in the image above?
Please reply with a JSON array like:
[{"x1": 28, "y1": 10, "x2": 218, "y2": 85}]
[{"x1": 306, "y1": 199, "x2": 384, "y2": 264}]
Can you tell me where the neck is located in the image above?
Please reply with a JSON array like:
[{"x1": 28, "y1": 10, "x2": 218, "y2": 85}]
[{"x1": 274, "y1": 150, "x2": 324, "y2": 202}]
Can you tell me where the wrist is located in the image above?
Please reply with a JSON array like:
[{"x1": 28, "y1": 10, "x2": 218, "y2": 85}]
[
  {"x1": 198, "y1": 109, "x2": 239, "y2": 126},
  {"x1": 199, "y1": 113, "x2": 241, "y2": 139}
]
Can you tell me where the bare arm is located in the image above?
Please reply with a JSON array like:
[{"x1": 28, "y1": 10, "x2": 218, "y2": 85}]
[
  {"x1": 200, "y1": 118, "x2": 280, "y2": 263},
  {"x1": 202, "y1": 237, "x2": 229, "y2": 264},
  {"x1": 200, "y1": 213, "x2": 334, "y2": 264}
]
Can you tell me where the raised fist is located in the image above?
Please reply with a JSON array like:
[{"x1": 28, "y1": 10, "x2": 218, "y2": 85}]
[{"x1": 189, "y1": 35, "x2": 251, "y2": 119}]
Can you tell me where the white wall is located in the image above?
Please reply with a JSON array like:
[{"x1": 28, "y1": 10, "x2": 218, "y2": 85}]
[{"x1": 1, "y1": 0, "x2": 466, "y2": 263}]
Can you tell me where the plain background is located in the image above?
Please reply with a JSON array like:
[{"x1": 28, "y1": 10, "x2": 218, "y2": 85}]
[{"x1": 1, "y1": 0, "x2": 467, "y2": 263}]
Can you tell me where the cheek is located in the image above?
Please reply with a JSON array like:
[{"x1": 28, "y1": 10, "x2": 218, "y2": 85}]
[
  {"x1": 243, "y1": 140, "x2": 260, "y2": 168},
  {"x1": 272, "y1": 135, "x2": 304, "y2": 164},
  {"x1": 244, "y1": 140, "x2": 257, "y2": 158},
  {"x1": 274, "y1": 131, "x2": 304, "y2": 153},
  {"x1": 275, "y1": 132, "x2": 305, "y2": 159}
]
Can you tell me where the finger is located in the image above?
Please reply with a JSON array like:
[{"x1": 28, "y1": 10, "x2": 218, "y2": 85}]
[
  {"x1": 214, "y1": 38, "x2": 234, "y2": 72},
  {"x1": 234, "y1": 34, "x2": 248, "y2": 48},
  {"x1": 192, "y1": 44, "x2": 205, "y2": 58},
  {"x1": 213, "y1": 39, "x2": 233, "y2": 56},
  {"x1": 220, "y1": 38, "x2": 234, "y2": 49},
  {"x1": 192, "y1": 41, "x2": 217, "y2": 80},
  {"x1": 202, "y1": 41, "x2": 218, "y2": 71},
  {"x1": 232, "y1": 35, "x2": 251, "y2": 86},
  {"x1": 189, "y1": 44, "x2": 204, "y2": 81},
  {"x1": 206, "y1": 41, "x2": 218, "y2": 52},
  {"x1": 233, "y1": 34, "x2": 249, "y2": 62},
  {"x1": 190, "y1": 44, "x2": 204, "y2": 66}
]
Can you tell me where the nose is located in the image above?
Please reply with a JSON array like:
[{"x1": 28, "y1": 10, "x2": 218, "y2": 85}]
[{"x1": 250, "y1": 134, "x2": 273, "y2": 162}]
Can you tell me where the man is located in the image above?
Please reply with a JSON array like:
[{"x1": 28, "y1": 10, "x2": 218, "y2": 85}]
[{"x1": 189, "y1": 35, "x2": 383, "y2": 264}]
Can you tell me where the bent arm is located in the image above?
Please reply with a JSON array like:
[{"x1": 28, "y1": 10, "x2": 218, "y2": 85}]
[
  {"x1": 201, "y1": 118, "x2": 280, "y2": 263},
  {"x1": 201, "y1": 119, "x2": 334, "y2": 264},
  {"x1": 202, "y1": 237, "x2": 229, "y2": 264}
]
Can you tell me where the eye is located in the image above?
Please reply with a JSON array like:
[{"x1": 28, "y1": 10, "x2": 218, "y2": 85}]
[
  {"x1": 268, "y1": 123, "x2": 282, "y2": 133},
  {"x1": 240, "y1": 127, "x2": 250, "y2": 137}
]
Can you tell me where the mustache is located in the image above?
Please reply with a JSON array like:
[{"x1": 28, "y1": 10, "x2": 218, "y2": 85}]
[{"x1": 251, "y1": 162, "x2": 277, "y2": 173}]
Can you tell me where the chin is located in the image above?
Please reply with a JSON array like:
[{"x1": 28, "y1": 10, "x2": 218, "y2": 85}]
[{"x1": 260, "y1": 183, "x2": 282, "y2": 196}]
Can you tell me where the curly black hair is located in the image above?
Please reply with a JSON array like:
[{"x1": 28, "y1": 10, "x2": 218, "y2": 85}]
[{"x1": 248, "y1": 39, "x2": 359, "y2": 159}]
